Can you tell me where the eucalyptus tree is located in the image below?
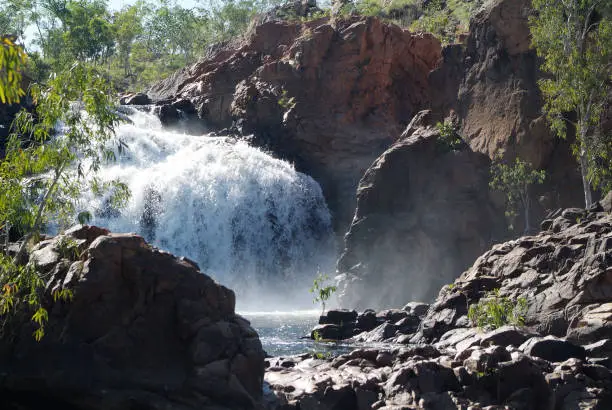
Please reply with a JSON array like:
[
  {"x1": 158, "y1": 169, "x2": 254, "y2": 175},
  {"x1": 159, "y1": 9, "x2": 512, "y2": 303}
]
[{"x1": 530, "y1": 0, "x2": 612, "y2": 206}]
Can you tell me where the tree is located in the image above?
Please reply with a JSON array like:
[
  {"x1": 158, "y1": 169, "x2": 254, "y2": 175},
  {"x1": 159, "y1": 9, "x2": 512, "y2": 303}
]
[
  {"x1": 529, "y1": 0, "x2": 612, "y2": 207},
  {"x1": 309, "y1": 272, "x2": 337, "y2": 316},
  {"x1": 113, "y1": 5, "x2": 143, "y2": 76},
  {"x1": 0, "y1": 38, "x2": 130, "y2": 339},
  {"x1": 490, "y1": 158, "x2": 546, "y2": 234}
]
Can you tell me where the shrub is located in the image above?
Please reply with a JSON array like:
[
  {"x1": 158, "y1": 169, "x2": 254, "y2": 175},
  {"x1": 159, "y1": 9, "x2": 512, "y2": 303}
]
[
  {"x1": 309, "y1": 272, "x2": 337, "y2": 315},
  {"x1": 468, "y1": 289, "x2": 528, "y2": 330},
  {"x1": 436, "y1": 121, "x2": 463, "y2": 150}
]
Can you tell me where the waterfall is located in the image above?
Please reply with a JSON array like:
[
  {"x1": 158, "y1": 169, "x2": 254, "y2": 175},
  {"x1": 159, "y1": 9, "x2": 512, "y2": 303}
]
[{"x1": 79, "y1": 109, "x2": 335, "y2": 310}]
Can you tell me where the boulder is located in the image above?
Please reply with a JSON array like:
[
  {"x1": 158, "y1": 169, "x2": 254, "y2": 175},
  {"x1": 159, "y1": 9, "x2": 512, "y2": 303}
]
[
  {"x1": 336, "y1": 122, "x2": 506, "y2": 309},
  {"x1": 402, "y1": 302, "x2": 429, "y2": 318},
  {"x1": 0, "y1": 226, "x2": 265, "y2": 410},
  {"x1": 153, "y1": 103, "x2": 181, "y2": 126},
  {"x1": 321, "y1": 309, "x2": 358, "y2": 325},
  {"x1": 356, "y1": 309, "x2": 379, "y2": 332},
  {"x1": 520, "y1": 337, "x2": 587, "y2": 362}
]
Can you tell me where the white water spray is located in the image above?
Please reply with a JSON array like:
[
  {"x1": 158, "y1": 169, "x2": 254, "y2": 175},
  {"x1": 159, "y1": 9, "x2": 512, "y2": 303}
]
[{"x1": 80, "y1": 109, "x2": 335, "y2": 310}]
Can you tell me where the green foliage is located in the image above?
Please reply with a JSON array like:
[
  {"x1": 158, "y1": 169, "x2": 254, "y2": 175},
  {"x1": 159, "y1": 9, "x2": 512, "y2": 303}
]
[
  {"x1": 490, "y1": 157, "x2": 546, "y2": 233},
  {"x1": 278, "y1": 89, "x2": 296, "y2": 110},
  {"x1": 468, "y1": 289, "x2": 528, "y2": 330},
  {"x1": 1, "y1": 43, "x2": 129, "y2": 340},
  {"x1": 436, "y1": 120, "x2": 463, "y2": 150},
  {"x1": 529, "y1": 0, "x2": 612, "y2": 206},
  {"x1": 410, "y1": 2, "x2": 457, "y2": 43},
  {"x1": 55, "y1": 236, "x2": 81, "y2": 260},
  {"x1": 0, "y1": 36, "x2": 27, "y2": 104},
  {"x1": 309, "y1": 272, "x2": 337, "y2": 315}
]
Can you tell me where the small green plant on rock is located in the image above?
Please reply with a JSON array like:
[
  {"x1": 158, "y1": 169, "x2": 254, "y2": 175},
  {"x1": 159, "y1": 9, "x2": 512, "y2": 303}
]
[
  {"x1": 436, "y1": 121, "x2": 463, "y2": 151},
  {"x1": 278, "y1": 89, "x2": 296, "y2": 111},
  {"x1": 468, "y1": 289, "x2": 528, "y2": 330},
  {"x1": 310, "y1": 272, "x2": 337, "y2": 315}
]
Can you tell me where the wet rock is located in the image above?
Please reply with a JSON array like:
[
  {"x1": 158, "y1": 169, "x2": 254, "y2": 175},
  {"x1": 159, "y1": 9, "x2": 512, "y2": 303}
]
[
  {"x1": 154, "y1": 104, "x2": 181, "y2": 126},
  {"x1": 320, "y1": 309, "x2": 358, "y2": 325},
  {"x1": 402, "y1": 302, "x2": 429, "y2": 318},
  {"x1": 311, "y1": 324, "x2": 341, "y2": 340},
  {"x1": 120, "y1": 92, "x2": 151, "y2": 105},
  {"x1": 356, "y1": 309, "x2": 379, "y2": 332}
]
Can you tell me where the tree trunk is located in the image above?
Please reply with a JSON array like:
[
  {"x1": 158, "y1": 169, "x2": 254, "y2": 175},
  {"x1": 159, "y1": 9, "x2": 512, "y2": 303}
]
[
  {"x1": 579, "y1": 142, "x2": 593, "y2": 208},
  {"x1": 523, "y1": 195, "x2": 531, "y2": 235}
]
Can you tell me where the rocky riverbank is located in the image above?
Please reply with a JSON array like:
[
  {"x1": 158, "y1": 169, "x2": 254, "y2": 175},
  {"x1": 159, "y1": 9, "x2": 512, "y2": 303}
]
[{"x1": 263, "y1": 200, "x2": 612, "y2": 409}]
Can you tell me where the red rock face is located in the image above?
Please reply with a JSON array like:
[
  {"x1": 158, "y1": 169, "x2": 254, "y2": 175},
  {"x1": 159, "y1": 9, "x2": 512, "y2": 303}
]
[{"x1": 147, "y1": 16, "x2": 442, "y2": 232}]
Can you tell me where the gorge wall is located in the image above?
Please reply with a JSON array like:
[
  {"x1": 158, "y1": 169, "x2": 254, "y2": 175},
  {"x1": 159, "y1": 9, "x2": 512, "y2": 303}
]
[
  {"x1": 146, "y1": 15, "x2": 441, "y2": 233},
  {"x1": 140, "y1": 0, "x2": 605, "y2": 308}
]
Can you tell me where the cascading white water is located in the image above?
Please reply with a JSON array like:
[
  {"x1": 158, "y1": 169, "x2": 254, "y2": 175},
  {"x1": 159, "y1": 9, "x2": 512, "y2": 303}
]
[{"x1": 79, "y1": 109, "x2": 336, "y2": 310}]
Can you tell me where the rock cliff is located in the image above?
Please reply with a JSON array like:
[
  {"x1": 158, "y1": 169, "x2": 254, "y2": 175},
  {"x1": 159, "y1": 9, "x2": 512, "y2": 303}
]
[
  {"x1": 0, "y1": 226, "x2": 265, "y2": 410},
  {"x1": 146, "y1": 16, "x2": 441, "y2": 231},
  {"x1": 430, "y1": 0, "x2": 584, "y2": 215},
  {"x1": 336, "y1": 112, "x2": 506, "y2": 309}
]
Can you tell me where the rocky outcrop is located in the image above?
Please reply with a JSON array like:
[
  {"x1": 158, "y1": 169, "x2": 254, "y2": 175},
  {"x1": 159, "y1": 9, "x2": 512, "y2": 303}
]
[
  {"x1": 336, "y1": 114, "x2": 506, "y2": 309},
  {"x1": 430, "y1": 0, "x2": 585, "y2": 217},
  {"x1": 265, "y1": 206, "x2": 612, "y2": 409},
  {"x1": 0, "y1": 225, "x2": 265, "y2": 410},
  {"x1": 147, "y1": 17, "x2": 441, "y2": 231},
  {"x1": 416, "y1": 207, "x2": 612, "y2": 347}
]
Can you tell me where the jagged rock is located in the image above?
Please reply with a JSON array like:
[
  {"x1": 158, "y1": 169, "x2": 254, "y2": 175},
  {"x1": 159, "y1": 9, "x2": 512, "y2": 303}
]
[
  {"x1": 415, "y1": 210, "x2": 612, "y2": 345},
  {"x1": 0, "y1": 226, "x2": 264, "y2": 410},
  {"x1": 479, "y1": 326, "x2": 539, "y2": 348},
  {"x1": 336, "y1": 122, "x2": 506, "y2": 309},
  {"x1": 264, "y1": 343, "x2": 609, "y2": 410},
  {"x1": 584, "y1": 339, "x2": 612, "y2": 358}
]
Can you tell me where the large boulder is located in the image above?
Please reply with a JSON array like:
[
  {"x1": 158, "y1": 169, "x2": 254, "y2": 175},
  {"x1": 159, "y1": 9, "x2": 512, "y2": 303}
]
[
  {"x1": 0, "y1": 226, "x2": 265, "y2": 410},
  {"x1": 336, "y1": 115, "x2": 506, "y2": 309},
  {"x1": 147, "y1": 17, "x2": 441, "y2": 232}
]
